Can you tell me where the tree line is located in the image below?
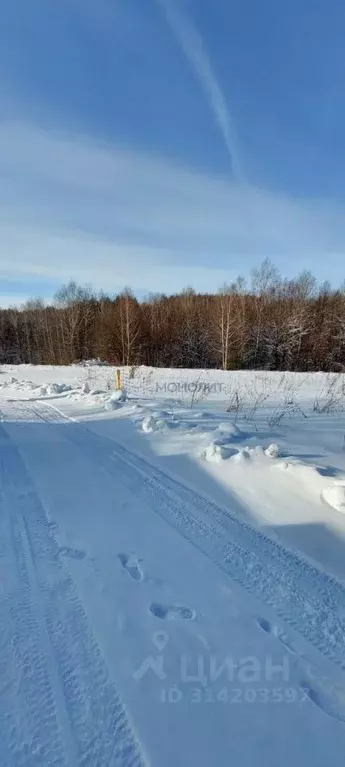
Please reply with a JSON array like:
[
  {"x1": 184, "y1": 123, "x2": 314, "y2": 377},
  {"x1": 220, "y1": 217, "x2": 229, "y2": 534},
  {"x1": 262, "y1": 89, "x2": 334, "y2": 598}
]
[{"x1": 1, "y1": 260, "x2": 344, "y2": 371}]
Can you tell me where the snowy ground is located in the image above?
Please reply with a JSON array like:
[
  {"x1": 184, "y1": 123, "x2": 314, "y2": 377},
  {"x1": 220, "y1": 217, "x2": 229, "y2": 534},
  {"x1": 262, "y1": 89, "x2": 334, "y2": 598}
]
[{"x1": 1, "y1": 363, "x2": 345, "y2": 766}]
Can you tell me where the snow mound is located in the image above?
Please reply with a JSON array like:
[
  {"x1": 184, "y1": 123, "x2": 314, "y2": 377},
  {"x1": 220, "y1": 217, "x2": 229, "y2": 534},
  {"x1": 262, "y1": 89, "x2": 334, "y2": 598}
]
[
  {"x1": 104, "y1": 399, "x2": 121, "y2": 411},
  {"x1": 265, "y1": 443, "x2": 280, "y2": 458},
  {"x1": 231, "y1": 444, "x2": 281, "y2": 463},
  {"x1": 104, "y1": 390, "x2": 127, "y2": 411},
  {"x1": 231, "y1": 445, "x2": 263, "y2": 462},
  {"x1": 321, "y1": 483, "x2": 345, "y2": 513},
  {"x1": 203, "y1": 444, "x2": 228, "y2": 463},
  {"x1": 111, "y1": 388, "x2": 127, "y2": 402},
  {"x1": 142, "y1": 415, "x2": 167, "y2": 433},
  {"x1": 232, "y1": 448, "x2": 251, "y2": 462},
  {"x1": 40, "y1": 383, "x2": 73, "y2": 396},
  {"x1": 1, "y1": 377, "x2": 47, "y2": 393},
  {"x1": 203, "y1": 442, "x2": 238, "y2": 463}
]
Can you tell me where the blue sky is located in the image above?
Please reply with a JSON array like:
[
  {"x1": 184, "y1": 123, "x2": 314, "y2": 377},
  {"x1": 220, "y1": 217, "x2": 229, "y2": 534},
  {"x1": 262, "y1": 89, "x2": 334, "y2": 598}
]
[{"x1": 1, "y1": 0, "x2": 345, "y2": 306}]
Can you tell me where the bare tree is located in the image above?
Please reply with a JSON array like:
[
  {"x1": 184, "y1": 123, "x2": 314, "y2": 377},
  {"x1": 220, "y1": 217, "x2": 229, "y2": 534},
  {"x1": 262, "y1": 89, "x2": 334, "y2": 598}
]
[
  {"x1": 216, "y1": 283, "x2": 239, "y2": 370},
  {"x1": 1, "y1": 261, "x2": 345, "y2": 373},
  {"x1": 117, "y1": 289, "x2": 141, "y2": 366}
]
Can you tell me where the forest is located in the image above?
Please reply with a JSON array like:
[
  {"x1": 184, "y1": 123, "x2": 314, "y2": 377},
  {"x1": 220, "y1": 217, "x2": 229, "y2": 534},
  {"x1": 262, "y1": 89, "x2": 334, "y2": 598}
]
[{"x1": 1, "y1": 260, "x2": 344, "y2": 371}]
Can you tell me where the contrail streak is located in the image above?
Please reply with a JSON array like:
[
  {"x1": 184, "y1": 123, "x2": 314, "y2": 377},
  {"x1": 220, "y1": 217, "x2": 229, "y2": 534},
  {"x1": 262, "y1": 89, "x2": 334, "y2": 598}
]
[{"x1": 156, "y1": 0, "x2": 243, "y2": 181}]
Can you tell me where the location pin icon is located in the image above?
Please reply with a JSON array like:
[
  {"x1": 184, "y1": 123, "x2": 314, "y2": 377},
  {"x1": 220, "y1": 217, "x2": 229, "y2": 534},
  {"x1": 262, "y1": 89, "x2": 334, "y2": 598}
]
[{"x1": 152, "y1": 631, "x2": 170, "y2": 652}]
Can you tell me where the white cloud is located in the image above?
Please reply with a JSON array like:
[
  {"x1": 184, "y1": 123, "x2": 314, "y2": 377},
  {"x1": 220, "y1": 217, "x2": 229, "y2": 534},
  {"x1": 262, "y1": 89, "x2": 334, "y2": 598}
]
[
  {"x1": 0, "y1": 121, "x2": 344, "y2": 301},
  {"x1": 156, "y1": 0, "x2": 243, "y2": 180},
  {"x1": 0, "y1": 226, "x2": 236, "y2": 294}
]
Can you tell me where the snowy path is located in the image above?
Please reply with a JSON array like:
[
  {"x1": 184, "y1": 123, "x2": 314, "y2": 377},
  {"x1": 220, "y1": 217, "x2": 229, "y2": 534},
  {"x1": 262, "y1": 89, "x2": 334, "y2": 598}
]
[
  {"x1": 0, "y1": 408, "x2": 145, "y2": 767},
  {"x1": 1, "y1": 400, "x2": 345, "y2": 765}
]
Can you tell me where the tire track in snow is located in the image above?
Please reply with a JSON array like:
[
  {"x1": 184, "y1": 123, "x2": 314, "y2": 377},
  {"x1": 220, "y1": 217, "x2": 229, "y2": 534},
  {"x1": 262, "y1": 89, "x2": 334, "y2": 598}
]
[
  {"x1": 0, "y1": 413, "x2": 147, "y2": 767},
  {"x1": 0, "y1": 430, "x2": 67, "y2": 767},
  {"x1": 15, "y1": 401, "x2": 345, "y2": 720},
  {"x1": 107, "y1": 440, "x2": 345, "y2": 667},
  {"x1": 18, "y1": 513, "x2": 79, "y2": 767},
  {"x1": 71, "y1": 426, "x2": 345, "y2": 722},
  {"x1": 34, "y1": 401, "x2": 345, "y2": 671}
]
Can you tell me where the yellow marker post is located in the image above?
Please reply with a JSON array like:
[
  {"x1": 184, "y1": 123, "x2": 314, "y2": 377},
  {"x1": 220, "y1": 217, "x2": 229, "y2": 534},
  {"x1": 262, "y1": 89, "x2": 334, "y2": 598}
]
[{"x1": 116, "y1": 369, "x2": 121, "y2": 390}]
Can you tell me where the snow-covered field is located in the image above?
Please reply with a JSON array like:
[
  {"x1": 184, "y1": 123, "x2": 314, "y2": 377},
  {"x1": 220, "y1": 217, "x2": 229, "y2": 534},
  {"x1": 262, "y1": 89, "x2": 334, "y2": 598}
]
[{"x1": 1, "y1": 363, "x2": 345, "y2": 766}]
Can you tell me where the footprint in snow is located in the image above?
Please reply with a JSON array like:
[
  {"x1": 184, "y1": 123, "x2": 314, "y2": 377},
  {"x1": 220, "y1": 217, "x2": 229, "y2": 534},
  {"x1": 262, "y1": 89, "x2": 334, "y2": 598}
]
[
  {"x1": 149, "y1": 602, "x2": 195, "y2": 621},
  {"x1": 118, "y1": 556, "x2": 194, "y2": 621},
  {"x1": 118, "y1": 553, "x2": 144, "y2": 582},
  {"x1": 258, "y1": 618, "x2": 345, "y2": 722},
  {"x1": 300, "y1": 680, "x2": 345, "y2": 723},
  {"x1": 257, "y1": 617, "x2": 296, "y2": 653}
]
